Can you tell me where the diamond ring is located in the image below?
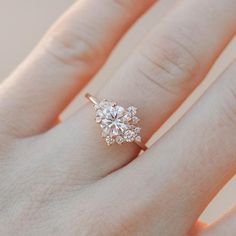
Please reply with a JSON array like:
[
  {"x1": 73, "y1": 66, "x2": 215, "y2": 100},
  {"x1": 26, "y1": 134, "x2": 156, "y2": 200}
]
[{"x1": 85, "y1": 93, "x2": 147, "y2": 151}]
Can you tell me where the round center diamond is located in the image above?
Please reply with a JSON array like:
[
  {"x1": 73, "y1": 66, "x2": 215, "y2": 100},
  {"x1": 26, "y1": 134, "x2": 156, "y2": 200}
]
[
  {"x1": 102, "y1": 106, "x2": 127, "y2": 135},
  {"x1": 94, "y1": 100, "x2": 142, "y2": 146}
]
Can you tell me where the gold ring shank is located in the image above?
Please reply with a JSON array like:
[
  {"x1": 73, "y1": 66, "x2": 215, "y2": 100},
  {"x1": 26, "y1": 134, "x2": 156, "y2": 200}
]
[
  {"x1": 85, "y1": 93, "x2": 147, "y2": 151},
  {"x1": 85, "y1": 93, "x2": 99, "y2": 105}
]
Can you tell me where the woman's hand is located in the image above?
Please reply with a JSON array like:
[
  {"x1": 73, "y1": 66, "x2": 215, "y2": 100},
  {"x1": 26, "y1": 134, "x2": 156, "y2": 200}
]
[{"x1": 0, "y1": 0, "x2": 236, "y2": 235}]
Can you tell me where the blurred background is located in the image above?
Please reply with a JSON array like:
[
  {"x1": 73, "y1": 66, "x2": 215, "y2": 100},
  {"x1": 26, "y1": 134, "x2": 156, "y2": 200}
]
[{"x1": 0, "y1": 0, "x2": 235, "y2": 224}]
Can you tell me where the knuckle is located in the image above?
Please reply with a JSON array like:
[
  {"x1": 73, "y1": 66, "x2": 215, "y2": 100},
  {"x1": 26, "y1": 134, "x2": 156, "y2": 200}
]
[
  {"x1": 137, "y1": 27, "x2": 200, "y2": 93},
  {"x1": 41, "y1": 23, "x2": 102, "y2": 71}
]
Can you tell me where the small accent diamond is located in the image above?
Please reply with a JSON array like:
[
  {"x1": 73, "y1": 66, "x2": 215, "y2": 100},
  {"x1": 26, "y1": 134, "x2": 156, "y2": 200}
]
[
  {"x1": 99, "y1": 100, "x2": 115, "y2": 109},
  {"x1": 135, "y1": 136, "x2": 142, "y2": 143},
  {"x1": 134, "y1": 127, "x2": 141, "y2": 134},
  {"x1": 96, "y1": 109, "x2": 103, "y2": 116},
  {"x1": 128, "y1": 106, "x2": 137, "y2": 116},
  {"x1": 105, "y1": 136, "x2": 115, "y2": 145},
  {"x1": 102, "y1": 127, "x2": 109, "y2": 137},
  {"x1": 124, "y1": 130, "x2": 136, "y2": 142},
  {"x1": 132, "y1": 116, "x2": 140, "y2": 124},
  {"x1": 123, "y1": 113, "x2": 132, "y2": 122},
  {"x1": 116, "y1": 136, "x2": 124, "y2": 144},
  {"x1": 94, "y1": 104, "x2": 100, "y2": 110},
  {"x1": 95, "y1": 116, "x2": 102, "y2": 123}
]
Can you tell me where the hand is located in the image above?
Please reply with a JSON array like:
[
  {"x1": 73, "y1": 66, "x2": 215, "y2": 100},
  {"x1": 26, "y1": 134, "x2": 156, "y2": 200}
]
[{"x1": 0, "y1": 0, "x2": 236, "y2": 235}]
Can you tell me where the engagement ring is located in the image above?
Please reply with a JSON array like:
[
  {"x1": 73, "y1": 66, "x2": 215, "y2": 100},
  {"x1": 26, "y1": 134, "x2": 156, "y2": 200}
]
[{"x1": 85, "y1": 93, "x2": 147, "y2": 151}]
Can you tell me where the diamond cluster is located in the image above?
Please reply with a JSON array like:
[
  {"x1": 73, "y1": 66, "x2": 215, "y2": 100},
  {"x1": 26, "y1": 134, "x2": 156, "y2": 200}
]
[{"x1": 93, "y1": 100, "x2": 142, "y2": 146}]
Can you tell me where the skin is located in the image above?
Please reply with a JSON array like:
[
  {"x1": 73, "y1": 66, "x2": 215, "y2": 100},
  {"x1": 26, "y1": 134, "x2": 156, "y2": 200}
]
[{"x1": 0, "y1": 0, "x2": 236, "y2": 235}]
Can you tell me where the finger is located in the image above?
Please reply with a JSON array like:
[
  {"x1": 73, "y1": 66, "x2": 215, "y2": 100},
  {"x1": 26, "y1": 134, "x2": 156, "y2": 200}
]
[
  {"x1": 105, "y1": 59, "x2": 236, "y2": 235},
  {"x1": 0, "y1": 0, "x2": 156, "y2": 137},
  {"x1": 197, "y1": 206, "x2": 236, "y2": 236},
  {"x1": 51, "y1": 0, "x2": 236, "y2": 179}
]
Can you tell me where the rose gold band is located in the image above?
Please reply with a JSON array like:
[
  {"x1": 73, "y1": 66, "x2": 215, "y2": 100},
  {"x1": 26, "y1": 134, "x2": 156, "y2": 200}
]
[
  {"x1": 85, "y1": 93, "x2": 147, "y2": 151},
  {"x1": 85, "y1": 93, "x2": 99, "y2": 106}
]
